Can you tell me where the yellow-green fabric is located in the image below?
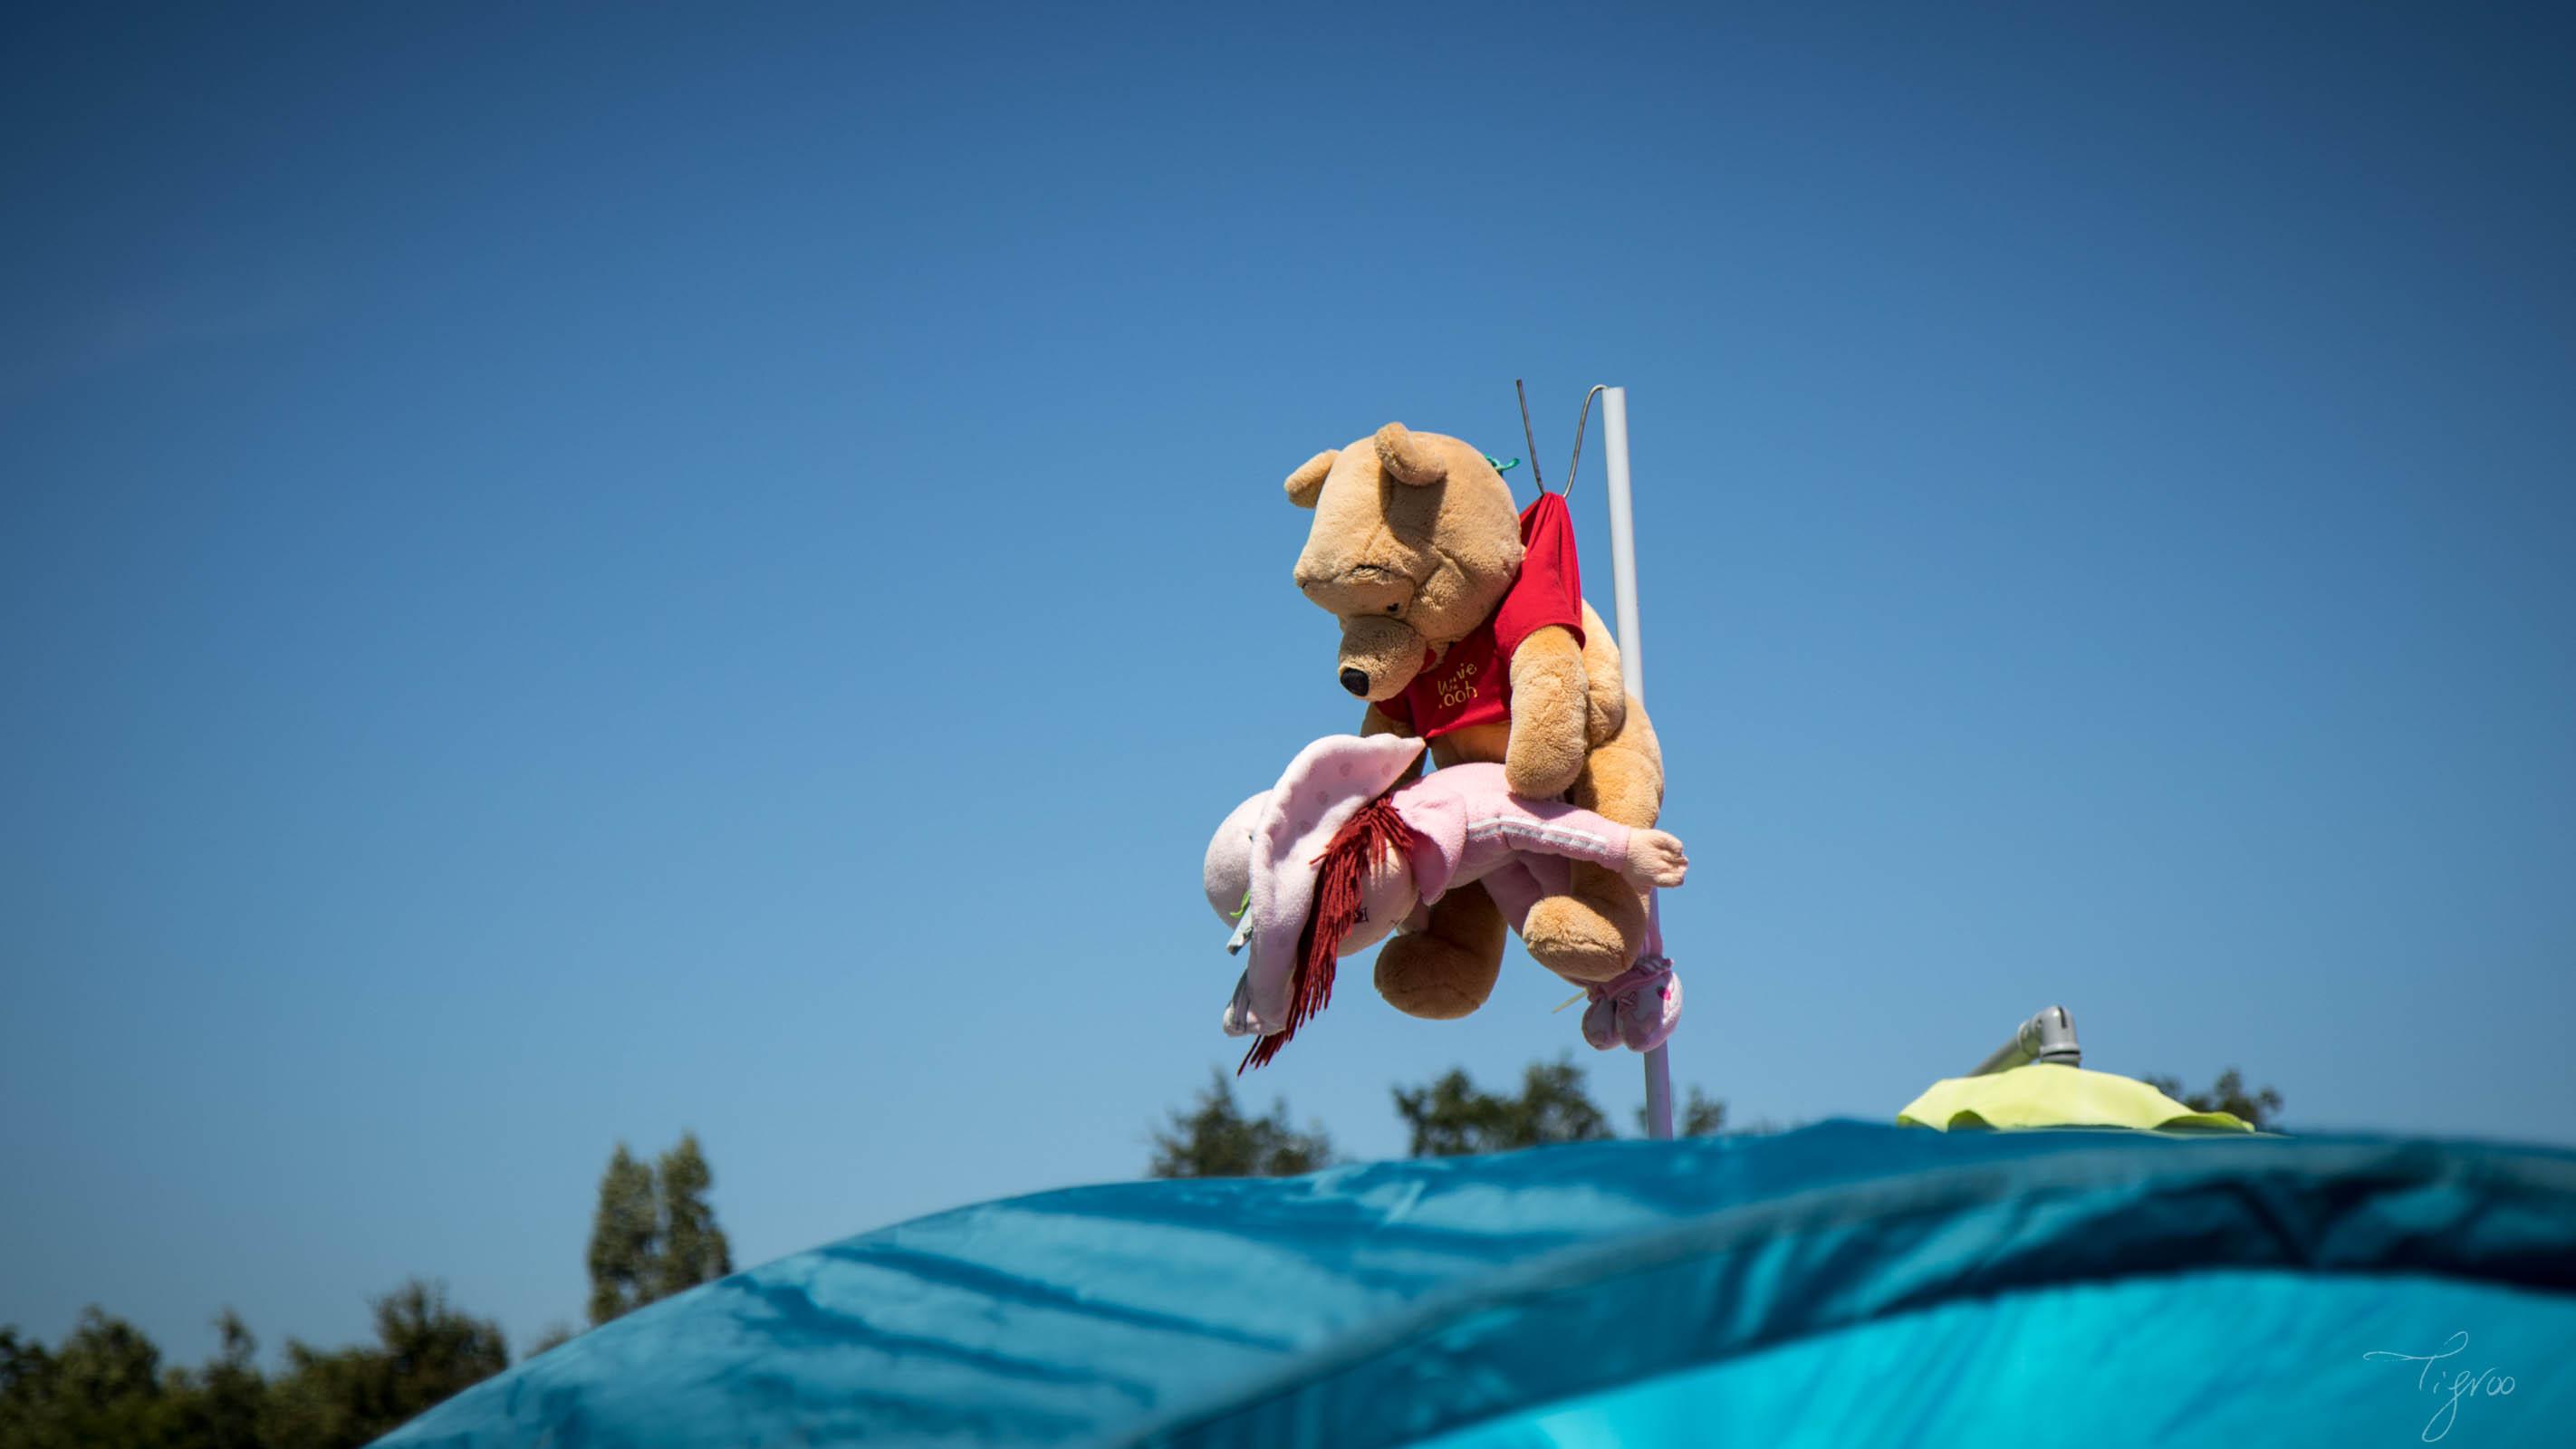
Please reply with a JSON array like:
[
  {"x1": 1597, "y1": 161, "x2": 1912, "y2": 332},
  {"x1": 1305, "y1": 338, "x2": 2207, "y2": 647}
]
[{"x1": 1897, "y1": 1063, "x2": 2253, "y2": 1132}]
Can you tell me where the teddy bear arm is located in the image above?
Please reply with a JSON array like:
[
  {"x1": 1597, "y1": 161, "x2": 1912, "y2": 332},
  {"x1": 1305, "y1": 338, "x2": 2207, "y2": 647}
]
[
  {"x1": 1571, "y1": 695, "x2": 1664, "y2": 830},
  {"x1": 1577, "y1": 600, "x2": 1628, "y2": 747},
  {"x1": 1504, "y1": 625, "x2": 1591, "y2": 799}
]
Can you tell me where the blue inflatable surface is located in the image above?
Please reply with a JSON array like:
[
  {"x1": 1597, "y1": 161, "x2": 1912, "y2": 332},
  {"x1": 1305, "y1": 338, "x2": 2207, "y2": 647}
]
[{"x1": 380, "y1": 1122, "x2": 2576, "y2": 1447}]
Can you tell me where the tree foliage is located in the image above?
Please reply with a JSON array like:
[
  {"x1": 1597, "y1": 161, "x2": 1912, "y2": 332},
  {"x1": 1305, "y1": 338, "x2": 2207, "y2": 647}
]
[
  {"x1": 183, "y1": 1312, "x2": 265, "y2": 1449},
  {"x1": 0, "y1": 1308, "x2": 184, "y2": 1449},
  {"x1": 1147, "y1": 1070, "x2": 1335, "y2": 1178},
  {"x1": 261, "y1": 1281, "x2": 507, "y2": 1449},
  {"x1": 5, "y1": 1134, "x2": 733, "y2": 1445},
  {"x1": 2144, "y1": 1068, "x2": 2284, "y2": 1129},
  {"x1": 586, "y1": 1145, "x2": 660, "y2": 1326},
  {"x1": 1147, "y1": 1057, "x2": 1732, "y2": 1172},
  {"x1": 0, "y1": 1282, "x2": 504, "y2": 1449},
  {"x1": 587, "y1": 1133, "x2": 735, "y2": 1328},
  {"x1": 1394, "y1": 1057, "x2": 1618, "y2": 1157},
  {"x1": 654, "y1": 1134, "x2": 734, "y2": 1302}
]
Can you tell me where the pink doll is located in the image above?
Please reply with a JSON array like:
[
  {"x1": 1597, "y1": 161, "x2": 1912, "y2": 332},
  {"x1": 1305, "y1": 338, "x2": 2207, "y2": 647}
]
[{"x1": 1204, "y1": 734, "x2": 1688, "y2": 1070}]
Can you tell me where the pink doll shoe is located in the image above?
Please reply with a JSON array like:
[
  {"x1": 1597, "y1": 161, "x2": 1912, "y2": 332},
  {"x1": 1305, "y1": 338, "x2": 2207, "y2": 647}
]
[{"x1": 1580, "y1": 956, "x2": 1681, "y2": 1053}]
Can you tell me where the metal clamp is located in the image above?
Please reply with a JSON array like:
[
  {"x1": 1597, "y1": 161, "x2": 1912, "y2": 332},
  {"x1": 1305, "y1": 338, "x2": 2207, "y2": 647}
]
[{"x1": 1971, "y1": 1005, "x2": 2081, "y2": 1076}]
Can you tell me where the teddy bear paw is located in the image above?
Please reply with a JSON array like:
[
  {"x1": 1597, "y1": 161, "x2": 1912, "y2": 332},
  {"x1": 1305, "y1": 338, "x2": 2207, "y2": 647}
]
[{"x1": 1503, "y1": 747, "x2": 1586, "y2": 801}]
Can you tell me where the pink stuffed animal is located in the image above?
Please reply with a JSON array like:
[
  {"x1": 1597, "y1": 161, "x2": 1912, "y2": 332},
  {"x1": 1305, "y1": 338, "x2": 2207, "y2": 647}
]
[{"x1": 1203, "y1": 734, "x2": 1687, "y2": 1068}]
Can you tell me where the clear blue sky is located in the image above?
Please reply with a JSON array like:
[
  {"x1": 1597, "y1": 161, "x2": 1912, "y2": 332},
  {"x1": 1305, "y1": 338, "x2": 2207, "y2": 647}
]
[{"x1": 5, "y1": 3, "x2": 2571, "y2": 1368}]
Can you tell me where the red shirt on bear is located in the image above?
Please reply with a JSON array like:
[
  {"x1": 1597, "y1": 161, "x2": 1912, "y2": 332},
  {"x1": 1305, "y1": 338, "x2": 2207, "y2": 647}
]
[{"x1": 1373, "y1": 493, "x2": 1584, "y2": 740}]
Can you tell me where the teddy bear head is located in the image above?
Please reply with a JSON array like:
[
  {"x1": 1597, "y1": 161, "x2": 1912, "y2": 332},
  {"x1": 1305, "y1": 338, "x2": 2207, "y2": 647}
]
[{"x1": 1283, "y1": 422, "x2": 1525, "y2": 704}]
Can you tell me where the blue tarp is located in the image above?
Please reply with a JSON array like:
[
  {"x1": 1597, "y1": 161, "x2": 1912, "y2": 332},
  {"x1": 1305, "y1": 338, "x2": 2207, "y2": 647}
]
[{"x1": 380, "y1": 1122, "x2": 2576, "y2": 1447}]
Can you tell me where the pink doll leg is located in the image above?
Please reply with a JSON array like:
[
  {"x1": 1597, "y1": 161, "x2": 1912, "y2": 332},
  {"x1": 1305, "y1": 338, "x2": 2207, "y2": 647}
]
[
  {"x1": 1483, "y1": 863, "x2": 1683, "y2": 1053},
  {"x1": 1480, "y1": 861, "x2": 1548, "y2": 941}
]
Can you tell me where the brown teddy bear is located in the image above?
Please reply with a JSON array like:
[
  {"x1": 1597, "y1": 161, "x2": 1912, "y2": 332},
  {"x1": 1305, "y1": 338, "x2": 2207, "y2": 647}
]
[{"x1": 1283, "y1": 421, "x2": 1665, "y2": 1020}]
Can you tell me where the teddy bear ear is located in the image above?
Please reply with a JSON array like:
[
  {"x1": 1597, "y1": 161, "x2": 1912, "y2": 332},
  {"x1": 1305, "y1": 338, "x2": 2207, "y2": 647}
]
[
  {"x1": 1374, "y1": 422, "x2": 1447, "y2": 487},
  {"x1": 1283, "y1": 449, "x2": 1338, "y2": 509}
]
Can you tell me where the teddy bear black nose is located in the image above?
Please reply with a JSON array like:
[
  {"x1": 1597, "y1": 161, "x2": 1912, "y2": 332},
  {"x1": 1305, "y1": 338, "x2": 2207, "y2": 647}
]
[{"x1": 1339, "y1": 667, "x2": 1370, "y2": 696}]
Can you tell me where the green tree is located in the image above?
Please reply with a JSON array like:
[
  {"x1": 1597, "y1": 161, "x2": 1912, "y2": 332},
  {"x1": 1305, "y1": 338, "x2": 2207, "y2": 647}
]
[
  {"x1": 4, "y1": 1288, "x2": 505, "y2": 1449},
  {"x1": 0, "y1": 1308, "x2": 192, "y2": 1448},
  {"x1": 1148, "y1": 1070, "x2": 1335, "y2": 1177},
  {"x1": 653, "y1": 1133, "x2": 735, "y2": 1301},
  {"x1": 585, "y1": 1144, "x2": 660, "y2": 1326},
  {"x1": 2144, "y1": 1068, "x2": 2284, "y2": 1129},
  {"x1": 262, "y1": 1280, "x2": 507, "y2": 1449},
  {"x1": 0, "y1": 1328, "x2": 50, "y2": 1445},
  {"x1": 173, "y1": 1311, "x2": 266, "y2": 1449},
  {"x1": 587, "y1": 1133, "x2": 737, "y2": 1328},
  {"x1": 1394, "y1": 1057, "x2": 1615, "y2": 1157}
]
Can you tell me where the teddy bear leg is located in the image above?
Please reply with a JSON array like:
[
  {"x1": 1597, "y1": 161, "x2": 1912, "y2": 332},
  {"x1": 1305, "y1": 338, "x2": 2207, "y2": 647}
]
[
  {"x1": 1373, "y1": 882, "x2": 1507, "y2": 1020},
  {"x1": 1523, "y1": 867, "x2": 1650, "y2": 982},
  {"x1": 1523, "y1": 699, "x2": 1665, "y2": 983}
]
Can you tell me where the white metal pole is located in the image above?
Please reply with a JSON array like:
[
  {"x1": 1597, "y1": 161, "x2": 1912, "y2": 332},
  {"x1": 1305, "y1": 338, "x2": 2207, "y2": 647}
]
[
  {"x1": 1602, "y1": 389, "x2": 1645, "y2": 700},
  {"x1": 1600, "y1": 387, "x2": 1674, "y2": 1140}
]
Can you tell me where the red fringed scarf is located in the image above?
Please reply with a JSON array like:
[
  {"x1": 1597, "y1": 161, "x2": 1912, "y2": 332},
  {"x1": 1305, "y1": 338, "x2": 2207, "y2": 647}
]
[{"x1": 1239, "y1": 792, "x2": 1423, "y2": 1072}]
